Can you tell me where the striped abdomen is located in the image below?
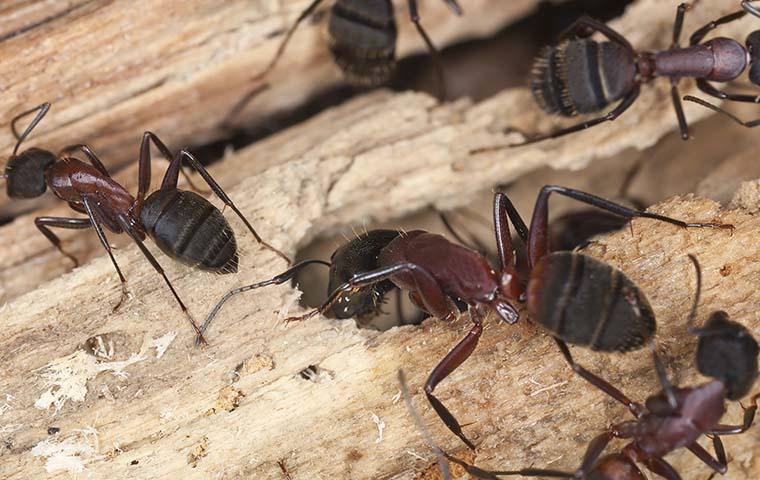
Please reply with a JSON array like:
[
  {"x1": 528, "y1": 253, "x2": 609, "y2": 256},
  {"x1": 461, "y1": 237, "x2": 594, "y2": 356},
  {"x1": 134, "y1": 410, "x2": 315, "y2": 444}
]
[
  {"x1": 328, "y1": 0, "x2": 397, "y2": 87},
  {"x1": 531, "y1": 39, "x2": 636, "y2": 116},
  {"x1": 526, "y1": 252, "x2": 655, "y2": 352},
  {"x1": 139, "y1": 190, "x2": 238, "y2": 273}
]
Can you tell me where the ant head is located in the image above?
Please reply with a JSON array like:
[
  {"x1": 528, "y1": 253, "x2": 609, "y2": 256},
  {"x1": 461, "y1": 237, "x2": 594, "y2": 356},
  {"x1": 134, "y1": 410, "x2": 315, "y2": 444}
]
[
  {"x1": 327, "y1": 229, "x2": 401, "y2": 319},
  {"x1": 4, "y1": 103, "x2": 54, "y2": 199},
  {"x1": 4, "y1": 148, "x2": 56, "y2": 198},
  {"x1": 695, "y1": 311, "x2": 759, "y2": 400},
  {"x1": 688, "y1": 254, "x2": 759, "y2": 400},
  {"x1": 745, "y1": 30, "x2": 760, "y2": 85}
]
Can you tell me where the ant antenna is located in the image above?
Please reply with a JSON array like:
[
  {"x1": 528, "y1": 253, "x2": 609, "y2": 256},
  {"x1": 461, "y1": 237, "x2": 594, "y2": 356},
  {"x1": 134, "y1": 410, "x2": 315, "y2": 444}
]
[
  {"x1": 744, "y1": 1, "x2": 760, "y2": 18},
  {"x1": 197, "y1": 259, "x2": 331, "y2": 343},
  {"x1": 397, "y1": 369, "x2": 451, "y2": 480},
  {"x1": 10, "y1": 103, "x2": 51, "y2": 157},
  {"x1": 686, "y1": 254, "x2": 703, "y2": 332}
]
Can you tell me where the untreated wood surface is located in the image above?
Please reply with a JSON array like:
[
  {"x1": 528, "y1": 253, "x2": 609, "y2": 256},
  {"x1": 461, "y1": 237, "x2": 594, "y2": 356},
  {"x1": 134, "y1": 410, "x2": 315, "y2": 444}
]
[
  {"x1": 0, "y1": 0, "x2": 535, "y2": 218},
  {"x1": 2, "y1": 0, "x2": 760, "y2": 478},
  {"x1": 1, "y1": 170, "x2": 759, "y2": 478},
  {"x1": 2, "y1": 0, "x2": 757, "y2": 304}
]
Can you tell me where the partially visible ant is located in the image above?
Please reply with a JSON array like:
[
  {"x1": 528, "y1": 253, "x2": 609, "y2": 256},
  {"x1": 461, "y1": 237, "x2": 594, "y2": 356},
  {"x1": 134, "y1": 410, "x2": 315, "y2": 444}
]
[
  {"x1": 682, "y1": 1, "x2": 760, "y2": 127},
  {"x1": 472, "y1": 2, "x2": 752, "y2": 152},
  {"x1": 438, "y1": 254, "x2": 759, "y2": 480},
  {"x1": 247, "y1": 1, "x2": 461, "y2": 99},
  {"x1": 199, "y1": 221, "x2": 474, "y2": 339},
  {"x1": 199, "y1": 229, "x2": 400, "y2": 340},
  {"x1": 206, "y1": 184, "x2": 731, "y2": 449},
  {"x1": 1, "y1": 103, "x2": 290, "y2": 344}
]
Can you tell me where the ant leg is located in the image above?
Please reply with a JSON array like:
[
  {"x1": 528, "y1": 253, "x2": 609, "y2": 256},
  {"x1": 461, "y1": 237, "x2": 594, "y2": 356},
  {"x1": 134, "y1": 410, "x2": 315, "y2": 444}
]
[
  {"x1": 81, "y1": 198, "x2": 130, "y2": 311},
  {"x1": 58, "y1": 144, "x2": 110, "y2": 176},
  {"x1": 138, "y1": 132, "x2": 209, "y2": 199},
  {"x1": 684, "y1": 95, "x2": 760, "y2": 127},
  {"x1": 398, "y1": 370, "x2": 452, "y2": 480},
  {"x1": 649, "y1": 342, "x2": 678, "y2": 409},
  {"x1": 34, "y1": 217, "x2": 92, "y2": 266},
  {"x1": 426, "y1": 309, "x2": 482, "y2": 449},
  {"x1": 690, "y1": 9, "x2": 747, "y2": 45},
  {"x1": 286, "y1": 262, "x2": 456, "y2": 322},
  {"x1": 526, "y1": 185, "x2": 733, "y2": 268},
  {"x1": 473, "y1": 86, "x2": 641, "y2": 152},
  {"x1": 493, "y1": 192, "x2": 529, "y2": 274},
  {"x1": 173, "y1": 148, "x2": 292, "y2": 264},
  {"x1": 671, "y1": 2, "x2": 702, "y2": 48},
  {"x1": 198, "y1": 259, "x2": 330, "y2": 342},
  {"x1": 11, "y1": 102, "x2": 51, "y2": 156},
  {"x1": 407, "y1": 0, "x2": 448, "y2": 101},
  {"x1": 745, "y1": 1, "x2": 760, "y2": 18},
  {"x1": 253, "y1": 0, "x2": 324, "y2": 82},
  {"x1": 556, "y1": 16, "x2": 634, "y2": 53},
  {"x1": 222, "y1": 84, "x2": 270, "y2": 131},
  {"x1": 709, "y1": 393, "x2": 760, "y2": 435},
  {"x1": 642, "y1": 457, "x2": 681, "y2": 480},
  {"x1": 446, "y1": 452, "x2": 574, "y2": 479},
  {"x1": 686, "y1": 441, "x2": 728, "y2": 475},
  {"x1": 695, "y1": 79, "x2": 760, "y2": 103},
  {"x1": 670, "y1": 80, "x2": 690, "y2": 139},
  {"x1": 115, "y1": 215, "x2": 207, "y2": 344},
  {"x1": 555, "y1": 339, "x2": 644, "y2": 417},
  {"x1": 439, "y1": 0, "x2": 462, "y2": 15}
]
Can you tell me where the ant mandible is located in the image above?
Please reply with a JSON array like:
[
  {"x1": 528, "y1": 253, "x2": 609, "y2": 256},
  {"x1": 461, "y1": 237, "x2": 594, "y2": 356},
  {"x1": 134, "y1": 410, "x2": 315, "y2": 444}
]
[
  {"x1": 472, "y1": 2, "x2": 751, "y2": 152},
  {"x1": 1, "y1": 103, "x2": 291, "y2": 343},
  {"x1": 204, "y1": 184, "x2": 731, "y2": 448}
]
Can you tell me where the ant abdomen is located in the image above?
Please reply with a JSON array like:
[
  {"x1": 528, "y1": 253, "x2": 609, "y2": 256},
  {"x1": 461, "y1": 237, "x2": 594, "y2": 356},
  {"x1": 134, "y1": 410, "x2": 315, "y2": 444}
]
[
  {"x1": 4, "y1": 148, "x2": 56, "y2": 198},
  {"x1": 328, "y1": 229, "x2": 401, "y2": 319},
  {"x1": 531, "y1": 39, "x2": 635, "y2": 116},
  {"x1": 527, "y1": 251, "x2": 655, "y2": 352},
  {"x1": 140, "y1": 190, "x2": 238, "y2": 273},
  {"x1": 328, "y1": 0, "x2": 398, "y2": 87},
  {"x1": 696, "y1": 311, "x2": 759, "y2": 400}
]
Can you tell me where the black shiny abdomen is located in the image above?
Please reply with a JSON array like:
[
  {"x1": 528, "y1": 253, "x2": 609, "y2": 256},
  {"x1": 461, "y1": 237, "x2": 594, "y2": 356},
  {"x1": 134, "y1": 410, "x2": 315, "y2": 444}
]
[
  {"x1": 696, "y1": 311, "x2": 759, "y2": 400},
  {"x1": 139, "y1": 190, "x2": 238, "y2": 273},
  {"x1": 527, "y1": 252, "x2": 655, "y2": 352},
  {"x1": 5, "y1": 148, "x2": 56, "y2": 198},
  {"x1": 531, "y1": 39, "x2": 636, "y2": 117},
  {"x1": 328, "y1": 229, "x2": 401, "y2": 319},
  {"x1": 328, "y1": 0, "x2": 397, "y2": 87}
]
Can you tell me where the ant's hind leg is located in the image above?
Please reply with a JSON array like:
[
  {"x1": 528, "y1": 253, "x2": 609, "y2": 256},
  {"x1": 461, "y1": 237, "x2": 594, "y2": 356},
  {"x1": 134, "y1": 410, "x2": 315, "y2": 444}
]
[{"x1": 34, "y1": 217, "x2": 92, "y2": 267}]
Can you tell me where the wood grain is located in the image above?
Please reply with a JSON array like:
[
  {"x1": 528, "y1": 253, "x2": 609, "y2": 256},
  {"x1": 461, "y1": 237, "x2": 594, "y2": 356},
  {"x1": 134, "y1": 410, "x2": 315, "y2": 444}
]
[{"x1": 0, "y1": 0, "x2": 535, "y2": 217}]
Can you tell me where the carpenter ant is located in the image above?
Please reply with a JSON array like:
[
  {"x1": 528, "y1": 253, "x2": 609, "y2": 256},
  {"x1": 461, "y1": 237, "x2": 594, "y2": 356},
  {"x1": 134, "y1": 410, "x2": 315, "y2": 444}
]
[
  {"x1": 199, "y1": 229, "x2": 403, "y2": 342},
  {"x1": 1, "y1": 103, "x2": 290, "y2": 343},
  {"x1": 472, "y1": 3, "x2": 752, "y2": 152},
  {"x1": 440, "y1": 255, "x2": 759, "y2": 480},
  {"x1": 200, "y1": 216, "x2": 482, "y2": 339},
  {"x1": 250, "y1": 0, "x2": 462, "y2": 99},
  {"x1": 239, "y1": 185, "x2": 730, "y2": 449}
]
